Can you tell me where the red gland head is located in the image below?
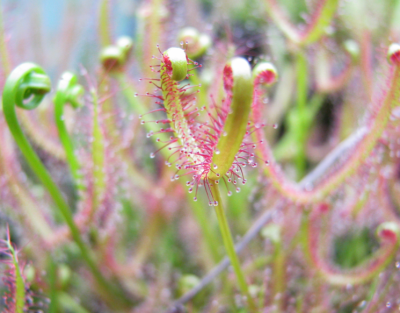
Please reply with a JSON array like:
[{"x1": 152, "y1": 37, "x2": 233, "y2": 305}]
[
  {"x1": 318, "y1": 202, "x2": 330, "y2": 213},
  {"x1": 162, "y1": 47, "x2": 188, "y2": 81}
]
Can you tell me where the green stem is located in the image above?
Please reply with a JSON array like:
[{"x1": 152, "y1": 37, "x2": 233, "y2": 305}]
[
  {"x1": 2, "y1": 63, "x2": 132, "y2": 307},
  {"x1": 308, "y1": 92, "x2": 324, "y2": 118},
  {"x1": 54, "y1": 72, "x2": 85, "y2": 190},
  {"x1": 210, "y1": 183, "x2": 257, "y2": 312},
  {"x1": 0, "y1": 129, "x2": 54, "y2": 241}
]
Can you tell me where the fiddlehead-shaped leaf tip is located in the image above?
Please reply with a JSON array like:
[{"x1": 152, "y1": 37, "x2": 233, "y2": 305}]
[
  {"x1": 100, "y1": 36, "x2": 134, "y2": 72},
  {"x1": 230, "y1": 57, "x2": 252, "y2": 83},
  {"x1": 177, "y1": 27, "x2": 211, "y2": 59},
  {"x1": 253, "y1": 62, "x2": 278, "y2": 87},
  {"x1": 178, "y1": 27, "x2": 200, "y2": 47},
  {"x1": 100, "y1": 46, "x2": 126, "y2": 70},
  {"x1": 376, "y1": 221, "x2": 400, "y2": 242},
  {"x1": 54, "y1": 72, "x2": 85, "y2": 189},
  {"x1": 162, "y1": 47, "x2": 188, "y2": 81},
  {"x1": 3, "y1": 62, "x2": 51, "y2": 111},
  {"x1": 56, "y1": 72, "x2": 84, "y2": 108},
  {"x1": 388, "y1": 43, "x2": 400, "y2": 65},
  {"x1": 304, "y1": 208, "x2": 400, "y2": 286}
]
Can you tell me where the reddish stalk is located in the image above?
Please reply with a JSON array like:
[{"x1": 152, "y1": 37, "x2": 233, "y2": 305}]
[
  {"x1": 301, "y1": 204, "x2": 400, "y2": 286},
  {"x1": 253, "y1": 49, "x2": 400, "y2": 204}
]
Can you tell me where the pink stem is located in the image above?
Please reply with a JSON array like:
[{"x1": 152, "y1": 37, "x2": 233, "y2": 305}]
[
  {"x1": 303, "y1": 204, "x2": 399, "y2": 286},
  {"x1": 253, "y1": 61, "x2": 400, "y2": 204}
]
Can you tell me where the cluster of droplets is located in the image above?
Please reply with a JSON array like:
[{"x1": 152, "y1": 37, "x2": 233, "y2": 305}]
[{"x1": 137, "y1": 47, "x2": 276, "y2": 205}]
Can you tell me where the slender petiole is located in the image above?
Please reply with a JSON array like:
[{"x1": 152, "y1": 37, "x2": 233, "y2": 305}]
[
  {"x1": 211, "y1": 183, "x2": 257, "y2": 312},
  {"x1": 54, "y1": 72, "x2": 85, "y2": 190}
]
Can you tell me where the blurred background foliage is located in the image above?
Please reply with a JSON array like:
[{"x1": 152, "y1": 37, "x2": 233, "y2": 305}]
[{"x1": 1, "y1": 0, "x2": 400, "y2": 312}]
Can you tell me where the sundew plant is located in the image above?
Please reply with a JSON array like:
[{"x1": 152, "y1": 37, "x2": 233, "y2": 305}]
[{"x1": 1, "y1": 0, "x2": 400, "y2": 312}]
